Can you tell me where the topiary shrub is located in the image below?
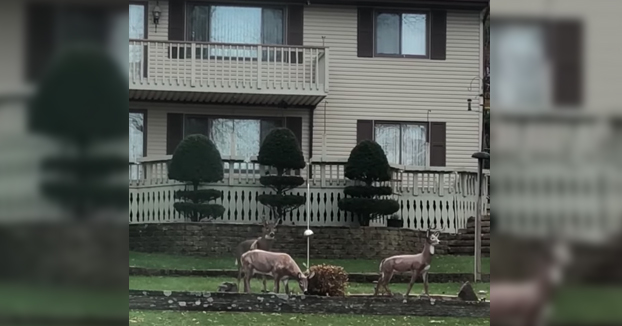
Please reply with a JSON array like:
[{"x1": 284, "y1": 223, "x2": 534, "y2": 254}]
[
  {"x1": 338, "y1": 140, "x2": 400, "y2": 226},
  {"x1": 307, "y1": 264, "x2": 348, "y2": 297},
  {"x1": 168, "y1": 134, "x2": 225, "y2": 222},
  {"x1": 257, "y1": 128, "x2": 306, "y2": 220},
  {"x1": 28, "y1": 47, "x2": 127, "y2": 219}
]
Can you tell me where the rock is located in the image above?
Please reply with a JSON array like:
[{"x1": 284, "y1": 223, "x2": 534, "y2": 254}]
[
  {"x1": 457, "y1": 282, "x2": 478, "y2": 302},
  {"x1": 218, "y1": 282, "x2": 238, "y2": 293}
]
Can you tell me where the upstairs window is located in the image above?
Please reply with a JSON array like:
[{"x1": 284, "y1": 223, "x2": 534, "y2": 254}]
[
  {"x1": 375, "y1": 12, "x2": 428, "y2": 57},
  {"x1": 187, "y1": 5, "x2": 284, "y2": 45}
]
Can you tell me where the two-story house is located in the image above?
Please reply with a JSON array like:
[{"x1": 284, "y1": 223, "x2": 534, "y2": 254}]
[
  {"x1": 127, "y1": 0, "x2": 489, "y2": 230},
  {"x1": 129, "y1": 0, "x2": 488, "y2": 168}
]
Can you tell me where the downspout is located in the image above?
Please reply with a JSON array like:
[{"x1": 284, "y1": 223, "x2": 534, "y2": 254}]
[
  {"x1": 309, "y1": 108, "x2": 314, "y2": 160},
  {"x1": 478, "y1": 5, "x2": 489, "y2": 154}
]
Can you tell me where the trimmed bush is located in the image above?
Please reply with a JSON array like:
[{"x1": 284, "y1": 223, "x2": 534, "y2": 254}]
[
  {"x1": 258, "y1": 128, "x2": 306, "y2": 171},
  {"x1": 339, "y1": 140, "x2": 399, "y2": 226},
  {"x1": 169, "y1": 135, "x2": 224, "y2": 183},
  {"x1": 257, "y1": 128, "x2": 306, "y2": 220},
  {"x1": 344, "y1": 140, "x2": 392, "y2": 185},
  {"x1": 307, "y1": 264, "x2": 348, "y2": 297},
  {"x1": 343, "y1": 186, "x2": 392, "y2": 198},
  {"x1": 28, "y1": 47, "x2": 127, "y2": 219},
  {"x1": 168, "y1": 134, "x2": 225, "y2": 222}
]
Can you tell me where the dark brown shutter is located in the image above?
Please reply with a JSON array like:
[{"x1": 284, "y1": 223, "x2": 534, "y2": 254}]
[
  {"x1": 357, "y1": 8, "x2": 374, "y2": 58},
  {"x1": 287, "y1": 5, "x2": 304, "y2": 45},
  {"x1": 168, "y1": 0, "x2": 185, "y2": 41},
  {"x1": 548, "y1": 20, "x2": 583, "y2": 106},
  {"x1": 285, "y1": 117, "x2": 303, "y2": 148},
  {"x1": 167, "y1": 113, "x2": 184, "y2": 155},
  {"x1": 356, "y1": 120, "x2": 374, "y2": 144},
  {"x1": 430, "y1": 122, "x2": 446, "y2": 167},
  {"x1": 430, "y1": 10, "x2": 447, "y2": 60},
  {"x1": 26, "y1": 3, "x2": 56, "y2": 81}
]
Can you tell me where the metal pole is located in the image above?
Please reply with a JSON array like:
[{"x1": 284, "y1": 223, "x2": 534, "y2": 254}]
[
  {"x1": 475, "y1": 159, "x2": 483, "y2": 281},
  {"x1": 471, "y1": 151, "x2": 488, "y2": 282}
]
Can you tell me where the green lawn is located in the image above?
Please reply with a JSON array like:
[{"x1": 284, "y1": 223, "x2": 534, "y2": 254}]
[
  {"x1": 130, "y1": 251, "x2": 490, "y2": 274},
  {"x1": 129, "y1": 276, "x2": 490, "y2": 299},
  {"x1": 129, "y1": 310, "x2": 490, "y2": 326}
]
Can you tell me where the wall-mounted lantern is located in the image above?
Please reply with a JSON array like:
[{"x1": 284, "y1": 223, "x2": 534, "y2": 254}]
[{"x1": 152, "y1": 3, "x2": 162, "y2": 32}]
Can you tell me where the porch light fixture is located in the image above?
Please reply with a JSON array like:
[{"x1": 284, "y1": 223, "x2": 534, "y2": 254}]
[{"x1": 152, "y1": 3, "x2": 162, "y2": 32}]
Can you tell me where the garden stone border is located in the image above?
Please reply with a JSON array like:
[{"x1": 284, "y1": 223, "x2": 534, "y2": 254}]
[
  {"x1": 129, "y1": 267, "x2": 491, "y2": 283},
  {"x1": 129, "y1": 290, "x2": 489, "y2": 318}
]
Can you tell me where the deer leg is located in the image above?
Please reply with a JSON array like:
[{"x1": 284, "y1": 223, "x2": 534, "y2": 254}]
[
  {"x1": 236, "y1": 260, "x2": 243, "y2": 292},
  {"x1": 383, "y1": 271, "x2": 395, "y2": 296},
  {"x1": 405, "y1": 271, "x2": 418, "y2": 297},
  {"x1": 274, "y1": 276, "x2": 281, "y2": 293},
  {"x1": 262, "y1": 276, "x2": 268, "y2": 293},
  {"x1": 374, "y1": 273, "x2": 385, "y2": 296},
  {"x1": 422, "y1": 271, "x2": 429, "y2": 296},
  {"x1": 284, "y1": 279, "x2": 290, "y2": 295},
  {"x1": 244, "y1": 268, "x2": 253, "y2": 294}
]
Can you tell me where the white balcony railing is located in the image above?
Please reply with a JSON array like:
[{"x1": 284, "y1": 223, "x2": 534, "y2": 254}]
[{"x1": 129, "y1": 39, "x2": 328, "y2": 94}]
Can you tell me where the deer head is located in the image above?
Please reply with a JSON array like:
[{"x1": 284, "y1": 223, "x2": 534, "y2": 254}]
[
  {"x1": 426, "y1": 230, "x2": 441, "y2": 246},
  {"x1": 297, "y1": 270, "x2": 316, "y2": 294},
  {"x1": 261, "y1": 217, "x2": 281, "y2": 240}
]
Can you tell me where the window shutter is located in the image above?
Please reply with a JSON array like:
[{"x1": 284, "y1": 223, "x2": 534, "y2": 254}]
[
  {"x1": 357, "y1": 8, "x2": 374, "y2": 58},
  {"x1": 26, "y1": 3, "x2": 56, "y2": 81},
  {"x1": 356, "y1": 120, "x2": 374, "y2": 144},
  {"x1": 430, "y1": 122, "x2": 446, "y2": 167},
  {"x1": 285, "y1": 117, "x2": 303, "y2": 149},
  {"x1": 287, "y1": 5, "x2": 304, "y2": 45},
  {"x1": 548, "y1": 20, "x2": 583, "y2": 106},
  {"x1": 166, "y1": 113, "x2": 184, "y2": 155},
  {"x1": 168, "y1": 0, "x2": 185, "y2": 41},
  {"x1": 430, "y1": 10, "x2": 447, "y2": 60}
]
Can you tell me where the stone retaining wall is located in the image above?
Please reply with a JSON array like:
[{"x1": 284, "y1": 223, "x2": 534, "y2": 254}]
[{"x1": 129, "y1": 223, "x2": 456, "y2": 259}]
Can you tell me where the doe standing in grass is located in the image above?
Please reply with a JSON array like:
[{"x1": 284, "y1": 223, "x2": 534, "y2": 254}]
[
  {"x1": 374, "y1": 230, "x2": 441, "y2": 297},
  {"x1": 234, "y1": 218, "x2": 280, "y2": 292},
  {"x1": 240, "y1": 249, "x2": 315, "y2": 294}
]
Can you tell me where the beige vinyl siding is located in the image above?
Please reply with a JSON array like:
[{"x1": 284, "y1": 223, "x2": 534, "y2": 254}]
[
  {"x1": 130, "y1": 102, "x2": 311, "y2": 160},
  {"x1": 305, "y1": 6, "x2": 481, "y2": 168}
]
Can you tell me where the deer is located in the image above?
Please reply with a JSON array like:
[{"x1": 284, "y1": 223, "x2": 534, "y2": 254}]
[
  {"x1": 374, "y1": 230, "x2": 440, "y2": 297},
  {"x1": 234, "y1": 217, "x2": 281, "y2": 293},
  {"x1": 239, "y1": 249, "x2": 315, "y2": 294},
  {"x1": 490, "y1": 241, "x2": 572, "y2": 326}
]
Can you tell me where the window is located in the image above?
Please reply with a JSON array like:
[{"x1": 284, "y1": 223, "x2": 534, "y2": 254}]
[
  {"x1": 129, "y1": 111, "x2": 146, "y2": 163},
  {"x1": 187, "y1": 4, "x2": 283, "y2": 44},
  {"x1": 129, "y1": 3, "x2": 146, "y2": 78},
  {"x1": 375, "y1": 123, "x2": 427, "y2": 166},
  {"x1": 375, "y1": 12, "x2": 428, "y2": 56},
  {"x1": 184, "y1": 116, "x2": 281, "y2": 160},
  {"x1": 492, "y1": 23, "x2": 551, "y2": 110}
]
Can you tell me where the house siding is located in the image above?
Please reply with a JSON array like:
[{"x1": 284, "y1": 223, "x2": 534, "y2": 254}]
[
  {"x1": 305, "y1": 6, "x2": 481, "y2": 168},
  {"x1": 136, "y1": 3, "x2": 482, "y2": 168}
]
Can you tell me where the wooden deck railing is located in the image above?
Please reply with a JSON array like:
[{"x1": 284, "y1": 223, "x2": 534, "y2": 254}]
[{"x1": 129, "y1": 39, "x2": 328, "y2": 93}]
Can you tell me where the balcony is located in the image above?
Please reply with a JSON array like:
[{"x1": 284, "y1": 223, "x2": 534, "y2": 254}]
[{"x1": 129, "y1": 40, "x2": 328, "y2": 106}]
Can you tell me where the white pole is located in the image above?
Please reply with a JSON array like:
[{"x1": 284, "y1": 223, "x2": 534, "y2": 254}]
[{"x1": 304, "y1": 160, "x2": 313, "y2": 271}]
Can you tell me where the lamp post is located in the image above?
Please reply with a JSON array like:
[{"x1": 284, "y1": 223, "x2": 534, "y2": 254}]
[
  {"x1": 471, "y1": 151, "x2": 489, "y2": 282},
  {"x1": 304, "y1": 160, "x2": 314, "y2": 271}
]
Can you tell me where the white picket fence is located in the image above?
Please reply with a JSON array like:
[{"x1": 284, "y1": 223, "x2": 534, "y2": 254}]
[{"x1": 129, "y1": 156, "x2": 488, "y2": 233}]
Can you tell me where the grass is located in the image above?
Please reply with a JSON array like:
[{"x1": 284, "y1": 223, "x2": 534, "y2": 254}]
[
  {"x1": 130, "y1": 251, "x2": 490, "y2": 274},
  {"x1": 0, "y1": 282, "x2": 126, "y2": 318},
  {"x1": 129, "y1": 276, "x2": 491, "y2": 299},
  {"x1": 129, "y1": 310, "x2": 490, "y2": 326}
]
